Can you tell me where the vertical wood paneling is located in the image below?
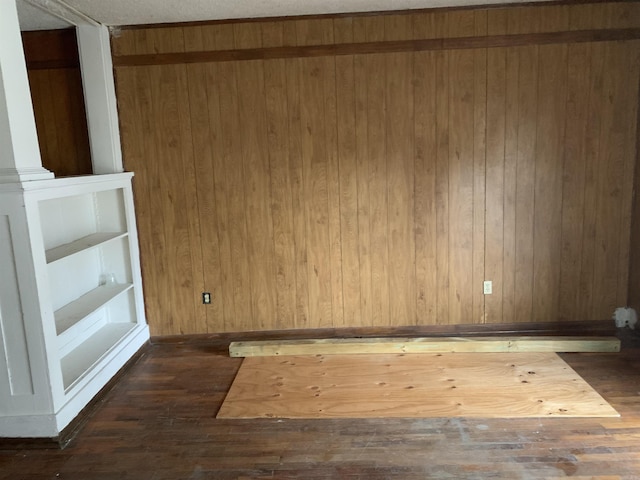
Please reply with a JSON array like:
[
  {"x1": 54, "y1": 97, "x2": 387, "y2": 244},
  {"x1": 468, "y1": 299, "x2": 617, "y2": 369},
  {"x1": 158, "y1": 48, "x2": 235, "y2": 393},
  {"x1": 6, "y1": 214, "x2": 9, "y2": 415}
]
[
  {"x1": 206, "y1": 63, "x2": 235, "y2": 332},
  {"x1": 513, "y1": 45, "x2": 539, "y2": 323},
  {"x1": 413, "y1": 49, "x2": 438, "y2": 325},
  {"x1": 335, "y1": 22, "x2": 361, "y2": 327},
  {"x1": 472, "y1": 12, "x2": 487, "y2": 325},
  {"x1": 157, "y1": 64, "x2": 197, "y2": 334},
  {"x1": 286, "y1": 54, "x2": 311, "y2": 329},
  {"x1": 115, "y1": 4, "x2": 640, "y2": 335},
  {"x1": 176, "y1": 62, "x2": 207, "y2": 334},
  {"x1": 141, "y1": 62, "x2": 169, "y2": 332},
  {"x1": 592, "y1": 43, "x2": 637, "y2": 319},
  {"x1": 28, "y1": 68, "x2": 93, "y2": 177},
  {"x1": 592, "y1": 43, "x2": 619, "y2": 319},
  {"x1": 116, "y1": 65, "x2": 155, "y2": 329},
  {"x1": 578, "y1": 42, "x2": 605, "y2": 320},
  {"x1": 502, "y1": 47, "x2": 519, "y2": 323},
  {"x1": 365, "y1": 18, "x2": 390, "y2": 327},
  {"x1": 129, "y1": 35, "x2": 163, "y2": 334},
  {"x1": 299, "y1": 53, "x2": 332, "y2": 327},
  {"x1": 353, "y1": 16, "x2": 373, "y2": 328},
  {"x1": 110, "y1": 2, "x2": 640, "y2": 55},
  {"x1": 183, "y1": 17, "x2": 220, "y2": 333},
  {"x1": 559, "y1": 43, "x2": 591, "y2": 321},
  {"x1": 135, "y1": 62, "x2": 163, "y2": 331},
  {"x1": 264, "y1": 57, "x2": 296, "y2": 330},
  {"x1": 23, "y1": 30, "x2": 92, "y2": 178},
  {"x1": 322, "y1": 38, "x2": 344, "y2": 328},
  {"x1": 385, "y1": 49, "x2": 416, "y2": 326},
  {"x1": 618, "y1": 45, "x2": 640, "y2": 308},
  {"x1": 31, "y1": 71, "x2": 58, "y2": 165},
  {"x1": 217, "y1": 60, "x2": 254, "y2": 332},
  {"x1": 234, "y1": 27, "x2": 279, "y2": 331},
  {"x1": 485, "y1": 45, "x2": 506, "y2": 324},
  {"x1": 448, "y1": 47, "x2": 475, "y2": 325},
  {"x1": 236, "y1": 59, "x2": 278, "y2": 330},
  {"x1": 435, "y1": 32, "x2": 450, "y2": 325},
  {"x1": 386, "y1": 13, "x2": 415, "y2": 326},
  {"x1": 629, "y1": 45, "x2": 640, "y2": 314},
  {"x1": 149, "y1": 30, "x2": 203, "y2": 335},
  {"x1": 532, "y1": 44, "x2": 568, "y2": 322},
  {"x1": 185, "y1": 59, "x2": 224, "y2": 332}
]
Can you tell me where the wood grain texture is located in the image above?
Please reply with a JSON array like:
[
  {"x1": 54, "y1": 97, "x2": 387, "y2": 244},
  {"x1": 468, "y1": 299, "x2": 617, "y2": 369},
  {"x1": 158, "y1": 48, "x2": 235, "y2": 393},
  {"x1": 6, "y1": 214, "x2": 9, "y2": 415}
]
[
  {"x1": 229, "y1": 336, "x2": 621, "y2": 357},
  {"x1": 485, "y1": 45, "x2": 506, "y2": 325},
  {"x1": 472, "y1": 11, "x2": 488, "y2": 325},
  {"x1": 560, "y1": 42, "x2": 591, "y2": 321},
  {"x1": 115, "y1": 3, "x2": 640, "y2": 335},
  {"x1": 2, "y1": 334, "x2": 639, "y2": 478},
  {"x1": 414, "y1": 49, "x2": 438, "y2": 326},
  {"x1": 217, "y1": 352, "x2": 619, "y2": 418},
  {"x1": 514, "y1": 45, "x2": 538, "y2": 323},
  {"x1": 22, "y1": 29, "x2": 79, "y2": 69},
  {"x1": 629, "y1": 45, "x2": 640, "y2": 314},
  {"x1": 335, "y1": 26, "x2": 361, "y2": 328},
  {"x1": 185, "y1": 61, "x2": 220, "y2": 332},
  {"x1": 533, "y1": 44, "x2": 567, "y2": 323},
  {"x1": 24, "y1": 30, "x2": 92, "y2": 177},
  {"x1": 366, "y1": 18, "x2": 390, "y2": 327},
  {"x1": 434, "y1": 37, "x2": 450, "y2": 326},
  {"x1": 111, "y1": 28, "x2": 640, "y2": 66}
]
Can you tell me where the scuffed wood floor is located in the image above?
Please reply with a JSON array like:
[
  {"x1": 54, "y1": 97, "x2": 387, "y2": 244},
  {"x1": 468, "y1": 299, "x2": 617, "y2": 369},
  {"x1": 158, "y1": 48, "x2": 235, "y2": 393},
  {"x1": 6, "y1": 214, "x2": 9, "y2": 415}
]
[{"x1": 1, "y1": 332, "x2": 639, "y2": 479}]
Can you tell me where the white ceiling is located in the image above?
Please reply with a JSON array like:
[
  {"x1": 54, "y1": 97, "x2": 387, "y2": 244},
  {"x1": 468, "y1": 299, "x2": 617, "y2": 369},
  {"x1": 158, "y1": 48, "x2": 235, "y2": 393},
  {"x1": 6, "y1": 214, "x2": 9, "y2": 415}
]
[
  {"x1": 17, "y1": 1, "x2": 72, "y2": 30},
  {"x1": 17, "y1": 0, "x2": 549, "y2": 31}
]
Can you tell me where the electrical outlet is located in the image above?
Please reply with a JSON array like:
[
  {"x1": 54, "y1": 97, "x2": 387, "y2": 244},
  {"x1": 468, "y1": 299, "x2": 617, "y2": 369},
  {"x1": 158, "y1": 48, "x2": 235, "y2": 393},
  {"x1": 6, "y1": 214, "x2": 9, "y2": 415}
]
[
  {"x1": 202, "y1": 292, "x2": 211, "y2": 304},
  {"x1": 483, "y1": 281, "x2": 492, "y2": 295}
]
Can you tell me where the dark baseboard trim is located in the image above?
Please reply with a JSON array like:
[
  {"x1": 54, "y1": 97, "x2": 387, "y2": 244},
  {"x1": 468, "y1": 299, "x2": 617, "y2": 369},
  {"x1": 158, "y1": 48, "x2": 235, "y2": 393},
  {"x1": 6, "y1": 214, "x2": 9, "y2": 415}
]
[
  {"x1": 150, "y1": 320, "x2": 616, "y2": 346},
  {"x1": 0, "y1": 342, "x2": 151, "y2": 450},
  {"x1": 0, "y1": 322, "x2": 620, "y2": 448}
]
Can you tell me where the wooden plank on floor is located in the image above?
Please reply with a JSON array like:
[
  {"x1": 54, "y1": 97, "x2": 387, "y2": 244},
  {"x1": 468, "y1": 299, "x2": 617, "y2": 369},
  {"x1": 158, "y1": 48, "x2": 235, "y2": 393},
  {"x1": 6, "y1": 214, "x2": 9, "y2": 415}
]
[
  {"x1": 217, "y1": 352, "x2": 619, "y2": 419},
  {"x1": 229, "y1": 336, "x2": 620, "y2": 357}
]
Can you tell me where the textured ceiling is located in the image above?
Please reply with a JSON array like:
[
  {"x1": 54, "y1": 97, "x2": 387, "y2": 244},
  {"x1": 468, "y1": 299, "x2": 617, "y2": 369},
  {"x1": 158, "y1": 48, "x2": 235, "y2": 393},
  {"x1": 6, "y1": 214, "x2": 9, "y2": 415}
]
[
  {"x1": 17, "y1": 0, "x2": 72, "y2": 30},
  {"x1": 17, "y1": 0, "x2": 550, "y2": 31}
]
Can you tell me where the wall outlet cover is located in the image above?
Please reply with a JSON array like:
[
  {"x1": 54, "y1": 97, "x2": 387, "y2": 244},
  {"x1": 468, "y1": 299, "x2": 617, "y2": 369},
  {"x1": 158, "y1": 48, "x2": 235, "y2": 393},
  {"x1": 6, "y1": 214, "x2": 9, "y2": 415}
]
[{"x1": 613, "y1": 307, "x2": 637, "y2": 329}]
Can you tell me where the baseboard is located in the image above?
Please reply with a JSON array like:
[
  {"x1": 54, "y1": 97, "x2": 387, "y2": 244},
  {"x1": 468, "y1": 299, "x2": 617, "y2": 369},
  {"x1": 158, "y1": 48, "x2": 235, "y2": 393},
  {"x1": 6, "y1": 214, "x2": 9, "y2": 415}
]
[
  {"x1": 151, "y1": 320, "x2": 616, "y2": 345},
  {"x1": 0, "y1": 341, "x2": 150, "y2": 450}
]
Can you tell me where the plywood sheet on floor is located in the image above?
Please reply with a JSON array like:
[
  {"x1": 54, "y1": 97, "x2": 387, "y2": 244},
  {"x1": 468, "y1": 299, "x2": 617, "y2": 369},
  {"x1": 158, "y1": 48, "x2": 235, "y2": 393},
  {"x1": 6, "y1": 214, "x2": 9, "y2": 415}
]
[{"x1": 217, "y1": 353, "x2": 619, "y2": 419}]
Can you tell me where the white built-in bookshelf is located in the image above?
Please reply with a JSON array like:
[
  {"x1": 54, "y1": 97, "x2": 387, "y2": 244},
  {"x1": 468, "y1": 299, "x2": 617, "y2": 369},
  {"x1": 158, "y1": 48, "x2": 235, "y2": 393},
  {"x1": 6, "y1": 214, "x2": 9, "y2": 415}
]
[{"x1": 0, "y1": 173, "x2": 149, "y2": 437}]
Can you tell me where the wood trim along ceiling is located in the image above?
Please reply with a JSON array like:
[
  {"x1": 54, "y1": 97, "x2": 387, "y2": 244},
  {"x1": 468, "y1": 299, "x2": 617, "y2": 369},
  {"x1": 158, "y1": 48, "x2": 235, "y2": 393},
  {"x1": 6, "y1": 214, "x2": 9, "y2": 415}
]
[
  {"x1": 113, "y1": 2, "x2": 640, "y2": 335},
  {"x1": 110, "y1": 0, "x2": 640, "y2": 30},
  {"x1": 113, "y1": 28, "x2": 640, "y2": 66}
]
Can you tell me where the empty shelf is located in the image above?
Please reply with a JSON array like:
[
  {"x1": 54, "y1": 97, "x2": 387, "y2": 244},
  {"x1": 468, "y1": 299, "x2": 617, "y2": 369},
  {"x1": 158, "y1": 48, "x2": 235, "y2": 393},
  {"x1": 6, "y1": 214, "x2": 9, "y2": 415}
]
[
  {"x1": 60, "y1": 322, "x2": 137, "y2": 391},
  {"x1": 46, "y1": 232, "x2": 127, "y2": 263},
  {"x1": 55, "y1": 283, "x2": 133, "y2": 336}
]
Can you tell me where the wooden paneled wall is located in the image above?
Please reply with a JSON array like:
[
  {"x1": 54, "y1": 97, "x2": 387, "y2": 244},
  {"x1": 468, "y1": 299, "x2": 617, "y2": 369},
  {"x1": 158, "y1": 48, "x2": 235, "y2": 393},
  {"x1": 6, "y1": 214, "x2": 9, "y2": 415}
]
[
  {"x1": 22, "y1": 29, "x2": 92, "y2": 177},
  {"x1": 112, "y1": 2, "x2": 640, "y2": 335}
]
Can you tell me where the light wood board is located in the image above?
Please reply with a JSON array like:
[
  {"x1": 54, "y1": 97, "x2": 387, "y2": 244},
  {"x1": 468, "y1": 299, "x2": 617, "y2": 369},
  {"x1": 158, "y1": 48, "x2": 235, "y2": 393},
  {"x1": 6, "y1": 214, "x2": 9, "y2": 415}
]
[
  {"x1": 228, "y1": 336, "x2": 621, "y2": 357},
  {"x1": 217, "y1": 352, "x2": 619, "y2": 419}
]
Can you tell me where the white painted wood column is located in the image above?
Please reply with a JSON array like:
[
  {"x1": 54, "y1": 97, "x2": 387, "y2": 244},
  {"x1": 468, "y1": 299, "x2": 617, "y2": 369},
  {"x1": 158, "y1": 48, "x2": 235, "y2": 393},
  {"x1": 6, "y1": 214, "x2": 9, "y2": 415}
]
[
  {"x1": 0, "y1": 0, "x2": 53, "y2": 183},
  {"x1": 77, "y1": 24, "x2": 124, "y2": 174}
]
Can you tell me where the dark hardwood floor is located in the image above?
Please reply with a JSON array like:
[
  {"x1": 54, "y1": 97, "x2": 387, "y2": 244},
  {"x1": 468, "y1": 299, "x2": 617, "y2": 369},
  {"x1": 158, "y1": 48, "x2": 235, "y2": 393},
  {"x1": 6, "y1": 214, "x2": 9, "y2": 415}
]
[{"x1": 1, "y1": 330, "x2": 639, "y2": 479}]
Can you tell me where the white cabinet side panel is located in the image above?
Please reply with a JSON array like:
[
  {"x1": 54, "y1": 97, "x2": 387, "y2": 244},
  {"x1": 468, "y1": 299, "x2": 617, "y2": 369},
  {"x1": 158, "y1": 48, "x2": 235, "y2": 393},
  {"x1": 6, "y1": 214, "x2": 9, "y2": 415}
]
[{"x1": 0, "y1": 215, "x2": 34, "y2": 397}]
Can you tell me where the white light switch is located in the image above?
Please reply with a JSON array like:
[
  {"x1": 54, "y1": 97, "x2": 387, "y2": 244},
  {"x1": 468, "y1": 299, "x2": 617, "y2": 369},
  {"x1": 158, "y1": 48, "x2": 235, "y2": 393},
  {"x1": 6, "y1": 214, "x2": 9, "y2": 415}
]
[{"x1": 483, "y1": 281, "x2": 492, "y2": 295}]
